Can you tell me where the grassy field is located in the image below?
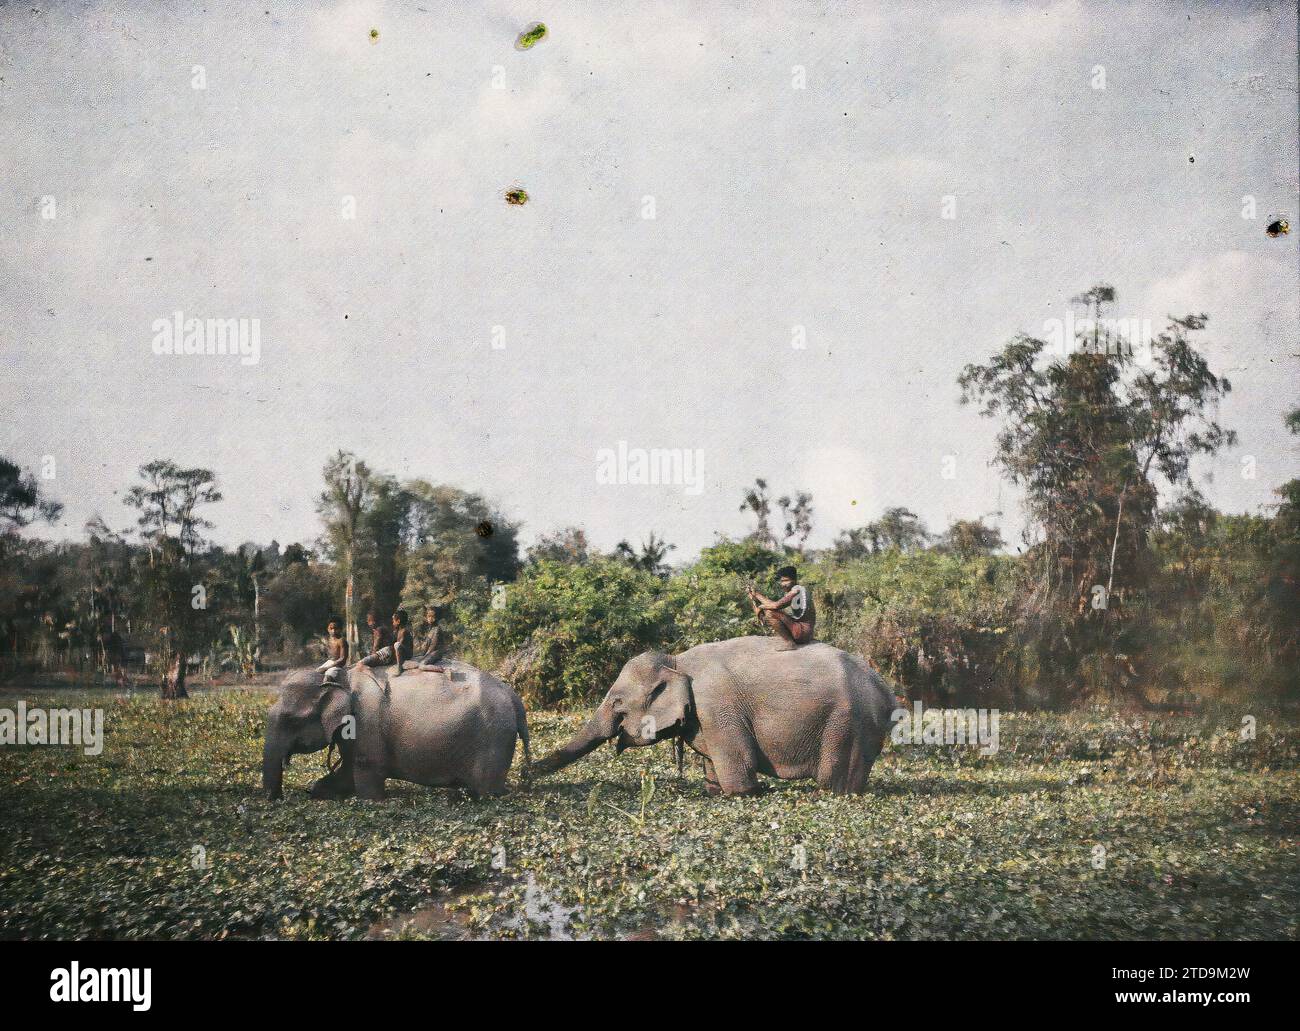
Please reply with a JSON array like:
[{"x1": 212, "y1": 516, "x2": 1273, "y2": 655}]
[{"x1": 1, "y1": 686, "x2": 1297, "y2": 940}]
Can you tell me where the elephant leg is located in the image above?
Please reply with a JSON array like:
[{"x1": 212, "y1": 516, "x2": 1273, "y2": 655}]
[
  {"x1": 309, "y1": 738, "x2": 356, "y2": 799},
  {"x1": 352, "y1": 749, "x2": 387, "y2": 800},
  {"x1": 702, "y1": 759, "x2": 722, "y2": 796},
  {"x1": 816, "y1": 721, "x2": 871, "y2": 795},
  {"x1": 709, "y1": 741, "x2": 762, "y2": 796}
]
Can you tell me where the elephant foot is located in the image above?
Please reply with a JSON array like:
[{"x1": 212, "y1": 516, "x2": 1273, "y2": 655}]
[
  {"x1": 309, "y1": 769, "x2": 356, "y2": 800},
  {"x1": 351, "y1": 769, "x2": 387, "y2": 800}
]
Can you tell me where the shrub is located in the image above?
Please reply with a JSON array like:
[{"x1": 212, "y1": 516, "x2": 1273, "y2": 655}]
[{"x1": 473, "y1": 559, "x2": 670, "y2": 707}]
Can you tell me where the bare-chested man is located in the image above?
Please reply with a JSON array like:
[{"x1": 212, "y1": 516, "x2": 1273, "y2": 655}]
[{"x1": 747, "y1": 565, "x2": 816, "y2": 652}]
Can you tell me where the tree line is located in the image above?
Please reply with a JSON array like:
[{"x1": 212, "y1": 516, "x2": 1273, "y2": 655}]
[{"x1": 2, "y1": 287, "x2": 1296, "y2": 707}]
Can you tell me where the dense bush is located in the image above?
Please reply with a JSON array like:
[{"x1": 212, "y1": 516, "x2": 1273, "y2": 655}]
[
  {"x1": 471, "y1": 559, "x2": 671, "y2": 707},
  {"x1": 661, "y1": 539, "x2": 785, "y2": 649},
  {"x1": 816, "y1": 549, "x2": 1022, "y2": 705}
]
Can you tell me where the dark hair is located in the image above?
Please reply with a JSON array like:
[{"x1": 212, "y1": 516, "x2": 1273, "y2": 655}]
[
  {"x1": 326, "y1": 616, "x2": 342, "y2": 627},
  {"x1": 777, "y1": 565, "x2": 798, "y2": 580},
  {"x1": 425, "y1": 604, "x2": 442, "y2": 620},
  {"x1": 393, "y1": 609, "x2": 409, "y2": 625}
]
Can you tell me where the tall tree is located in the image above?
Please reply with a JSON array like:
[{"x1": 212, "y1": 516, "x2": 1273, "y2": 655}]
[
  {"x1": 316, "y1": 451, "x2": 378, "y2": 652},
  {"x1": 123, "y1": 460, "x2": 222, "y2": 698},
  {"x1": 938, "y1": 518, "x2": 1004, "y2": 558},
  {"x1": 959, "y1": 288, "x2": 1235, "y2": 698},
  {"x1": 399, "y1": 480, "x2": 519, "y2": 607},
  {"x1": 525, "y1": 526, "x2": 591, "y2": 566},
  {"x1": 739, "y1": 478, "x2": 775, "y2": 548},
  {"x1": 777, "y1": 491, "x2": 815, "y2": 554},
  {"x1": 833, "y1": 506, "x2": 929, "y2": 557}
]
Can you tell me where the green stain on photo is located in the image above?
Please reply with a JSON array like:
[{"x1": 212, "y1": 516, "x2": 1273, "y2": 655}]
[
  {"x1": 515, "y1": 22, "x2": 547, "y2": 50},
  {"x1": 505, "y1": 188, "x2": 529, "y2": 206}
]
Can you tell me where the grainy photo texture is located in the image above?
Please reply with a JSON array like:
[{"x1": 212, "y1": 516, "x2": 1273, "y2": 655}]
[{"x1": 1, "y1": 2, "x2": 1297, "y2": 954}]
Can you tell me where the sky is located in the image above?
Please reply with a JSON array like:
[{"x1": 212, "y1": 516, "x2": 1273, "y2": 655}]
[{"x1": 2, "y1": 0, "x2": 1297, "y2": 562}]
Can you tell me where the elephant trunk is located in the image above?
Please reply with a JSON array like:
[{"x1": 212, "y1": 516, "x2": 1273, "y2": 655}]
[
  {"x1": 262, "y1": 736, "x2": 286, "y2": 800},
  {"x1": 532, "y1": 700, "x2": 619, "y2": 777}
]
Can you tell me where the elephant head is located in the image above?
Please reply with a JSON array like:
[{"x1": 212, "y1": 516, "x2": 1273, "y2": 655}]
[
  {"x1": 262, "y1": 669, "x2": 353, "y2": 800},
  {"x1": 533, "y1": 651, "x2": 693, "y2": 776}
]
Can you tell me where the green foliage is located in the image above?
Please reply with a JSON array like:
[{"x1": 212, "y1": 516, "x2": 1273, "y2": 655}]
[
  {"x1": 260, "y1": 560, "x2": 335, "y2": 653},
  {"x1": 0, "y1": 456, "x2": 62, "y2": 532},
  {"x1": 959, "y1": 293, "x2": 1238, "y2": 702},
  {"x1": 473, "y1": 559, "x2": 670, "y2": 707},
  {"x1": 818, "y1": 549, "x2": 1022, "y2": 704},
  {"x1": 399, "y1": 480, "x2": 520, "y2": 610},
  {"x1": 2, "y1": 690, "x2": 1295, "y2": 940},
  {"x1": 661, "y1": 538, "x2": 782, "y2": 648},
  {"x1": 1146, "y1": 500, "x2": 1299, "y2": 699}
]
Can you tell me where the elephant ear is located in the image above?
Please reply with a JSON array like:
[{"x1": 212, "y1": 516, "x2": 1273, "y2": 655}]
[
  {"x1": 288, "y1": 676, "x2": 353, "y2": 739},
  {"x1": 318, "y1": 687, "x2": 353, "y2": 741},
  {"x1": 647, "y1": 661, "x2": 694, "y2": 736}
]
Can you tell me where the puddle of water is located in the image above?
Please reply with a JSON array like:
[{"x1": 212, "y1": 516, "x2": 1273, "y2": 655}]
[
  {"x1": 368, "y1": 897, "x2": 471, "y2": 940},
  {"x1": 367, "y1": 873, "x2": 583, "y2": 941},
  {"x1": 499, "y1": 873, "x2": 582, "y2": 940}
]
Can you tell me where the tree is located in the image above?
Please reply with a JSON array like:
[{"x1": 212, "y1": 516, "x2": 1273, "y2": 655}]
[
  {"x1": 123, "y1": 460, "x2": 222, "y2": 698},
  {"x1": 526, "y1": 526, "x2": 591, "y2": 566},
  {"x1": 740, "y1": 479, "x2": 814, "y2": 552},
  {"x1": 399, "y1": 480, "x2": 521, "y2": 609},
  {"x1": 938, "y1": 518, "x2": 1004, "y2": 558},
  {"x1": 777, "y1": 491, "x2": 815, "y2": 554},
  {"x1": 614, "y1": 531, "x2": 676, "y2": 576},
  {"x1": 958, "y1": 287, "x2": 1235, "y2": 700},
  {"x1": 739, "y1": 478, "x2": 775, "y2": 548},
  {"x1": 0, "y1": 457, "x2": 62, "y2": 537},
  {"x1": 833, "y1": 506, "x2": 930, "y2": 558},
  {"x1": 316, "y1": 451, "x2": 378, "y2": 652}
]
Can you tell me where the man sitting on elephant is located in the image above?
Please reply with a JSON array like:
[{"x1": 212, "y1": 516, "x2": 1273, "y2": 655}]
[{"x1": 747, "y1": 565, "x2": 815, "y2": 651}]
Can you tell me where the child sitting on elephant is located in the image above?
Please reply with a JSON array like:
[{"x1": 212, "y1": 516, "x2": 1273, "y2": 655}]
[
  {"x1": 358, "y1": 609, "x2": 414, "y2": 676},
  {"x1": 406, "y1": 604, "x2": 452, "y2": 673},
  {"x1": 316, "y1": 617, "x2": 349, "y2": 684}
]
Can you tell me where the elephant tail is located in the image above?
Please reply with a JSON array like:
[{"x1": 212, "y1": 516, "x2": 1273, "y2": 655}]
[{"x1": 512, "y1": 692, "x2": 533, "y2": 779}]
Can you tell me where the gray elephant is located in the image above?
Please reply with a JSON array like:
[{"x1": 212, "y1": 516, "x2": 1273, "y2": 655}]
[
  {"x1": 532, "y1": 637, "x2": 895, "y2": 795},
  {"x1": 262, "y1": 660, "x2": 530, "y2": 801}
]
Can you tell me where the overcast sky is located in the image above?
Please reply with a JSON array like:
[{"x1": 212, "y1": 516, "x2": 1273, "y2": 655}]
[{"x1": 2, "y1": 0, "x2": 1297, "y2": 561}]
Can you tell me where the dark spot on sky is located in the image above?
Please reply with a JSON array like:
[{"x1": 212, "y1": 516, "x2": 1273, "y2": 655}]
[
  {"x1": 475, "y1": 520, "x2": 494, "y2": 538},
  {"x1": 505, "y1": 188, "x2": 529, "y2": 206},
  {"x1": 1266, "y1": 218, "x2": 1290, "y2": 238}
]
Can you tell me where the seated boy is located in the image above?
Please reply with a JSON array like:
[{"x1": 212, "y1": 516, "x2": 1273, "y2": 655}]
[
  {"x1": 408, "y1": 604, "x2": 452, "y2": 673},
  {"x1": 316, "y1": 617, "x2": 350, "y2": 683},
  {"x1": 747, "y1": 565, "x2": 816, "y2": 651},
  {"x1": 358, "y1": 609, "x2": 413, "y2": 675}
]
